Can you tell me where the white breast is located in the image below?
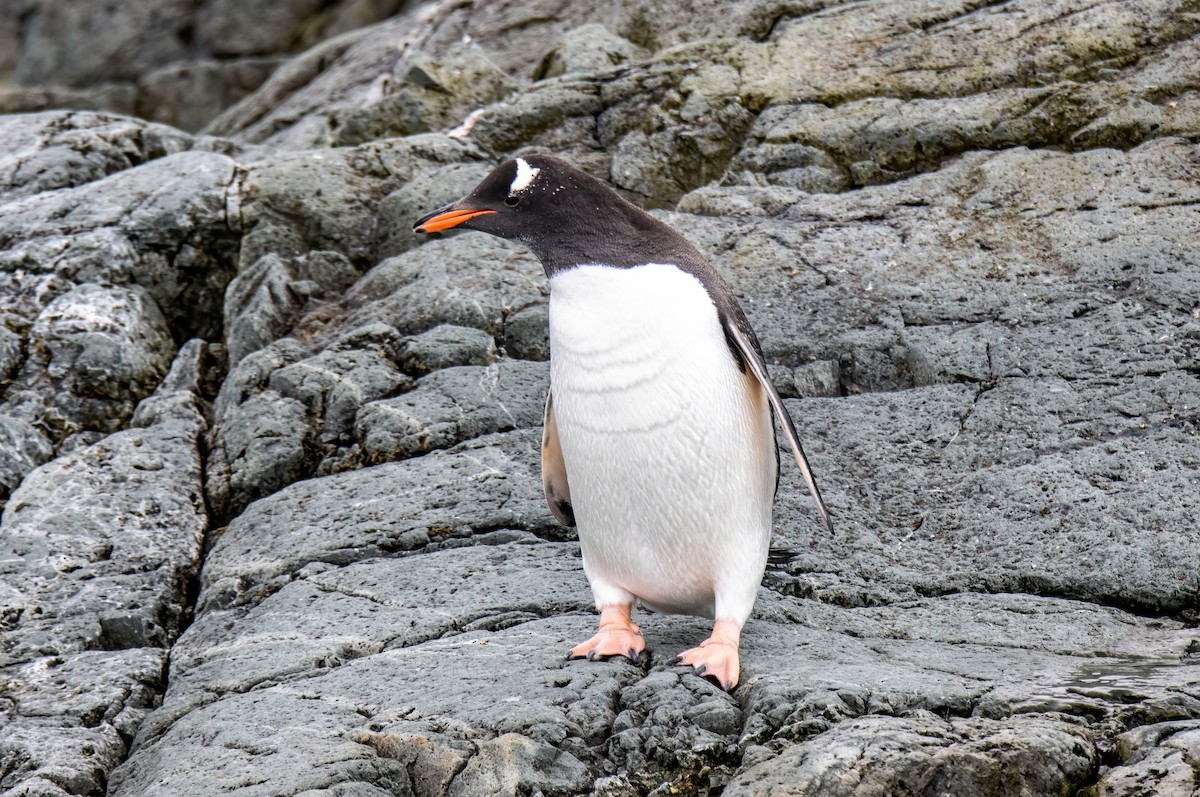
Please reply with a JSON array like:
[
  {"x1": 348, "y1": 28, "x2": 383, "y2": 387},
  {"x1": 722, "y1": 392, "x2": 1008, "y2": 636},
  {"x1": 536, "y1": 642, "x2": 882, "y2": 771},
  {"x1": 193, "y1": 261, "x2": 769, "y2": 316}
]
[{"x1": 548, "y1": 264, "x2": 776, "y2": 622}]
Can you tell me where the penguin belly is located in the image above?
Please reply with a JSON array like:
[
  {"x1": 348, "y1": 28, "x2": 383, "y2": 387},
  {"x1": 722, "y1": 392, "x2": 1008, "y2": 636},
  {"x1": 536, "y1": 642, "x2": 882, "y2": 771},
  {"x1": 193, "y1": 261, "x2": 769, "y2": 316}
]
[{"x1": 548, "y1": 263, "x2": 777, "y2": 622}]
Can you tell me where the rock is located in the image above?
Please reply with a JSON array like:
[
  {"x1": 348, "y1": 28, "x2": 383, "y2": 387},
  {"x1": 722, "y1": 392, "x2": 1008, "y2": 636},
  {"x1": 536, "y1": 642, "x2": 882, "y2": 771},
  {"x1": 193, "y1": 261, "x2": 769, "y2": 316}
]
[
  {"x1": 3, "y1": 284, "x2": 175, "y2": 443},
  {"x1": 397, "y1": 324, "x2": 498, "y2": 376},
  {"x1": 0, "y1": 340, "x2": 208, "y2": 795},
  {"x1": 792, "y1": 360, "x2": 841, "y2": 398},
  {"x1": 0, "y1": 112, "x2": 195, "y2": 203},
  {"x1": 723, "y1": 714, "x2": 1097, "y2": 797},
  {"x1": 1094, "y1": 721, "x2": 1200, "y2": 796},
  {"x1": 500, "y1": 303, "x2": 549, "y2": 361},
  {"x1": 353, "y1": 359, "x2": 548, "y2": 464},
  {"x1": 535, "y1": 24, "x2": 647, "y2": 80},
  {"x1": 216, "y1": 390, "x2": 312, "y2": 516},
  {"x1": 2, "y1": 0, "x2": 1200, "y2": 794},
  {"x1": 269, "y1": 346, "x2": 411, "y2": 439},
  {"x1": 4, "y1": 1, "x2": 417, "y2": 133},
  {"x1": 0, "y1": 417, "x2": 53, "y2": 502},
  {"x1": 133, "y1": 57, "x2": 290, "y2": 133},
  {"x1": 375, "y1": 162, "x2": 494, "y2": 259},
  {"x1": 332, "y1": 46, "x2": 517, "y2": 147},
  {"x1": 14, "y1": 0, "x2": 194, "y2": 87},
  {"x1": 0, "y1": 144, "x2": 241, "y2": 341},
  {"x1": 448, "y1": 734, "x2": 590, "y2": 797},
  {"x1": 224, "y1": 250, "x2": 359, "y2": 366}
]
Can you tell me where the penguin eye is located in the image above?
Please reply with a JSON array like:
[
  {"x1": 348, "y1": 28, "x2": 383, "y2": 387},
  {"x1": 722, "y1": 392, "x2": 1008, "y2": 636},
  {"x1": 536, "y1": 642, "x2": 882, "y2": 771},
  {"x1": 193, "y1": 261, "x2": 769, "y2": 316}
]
[{"x1": 504, "y1": 195, "x2": 520, "y2": 207}]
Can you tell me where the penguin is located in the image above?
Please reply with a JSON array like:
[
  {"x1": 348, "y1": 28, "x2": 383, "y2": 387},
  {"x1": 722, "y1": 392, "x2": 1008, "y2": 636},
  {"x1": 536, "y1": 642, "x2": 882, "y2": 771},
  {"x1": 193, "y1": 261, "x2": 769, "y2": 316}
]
[{"x1": 413, "y1": 154, "x2": 833, "y2": 690}]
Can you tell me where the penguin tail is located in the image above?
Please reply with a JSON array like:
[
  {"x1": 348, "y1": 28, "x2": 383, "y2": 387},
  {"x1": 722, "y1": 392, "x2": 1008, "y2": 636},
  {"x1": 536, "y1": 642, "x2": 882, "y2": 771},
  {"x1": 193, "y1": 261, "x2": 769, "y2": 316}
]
[{"x1": 767, "y1": 545, "x2": 799, "y2": 569}]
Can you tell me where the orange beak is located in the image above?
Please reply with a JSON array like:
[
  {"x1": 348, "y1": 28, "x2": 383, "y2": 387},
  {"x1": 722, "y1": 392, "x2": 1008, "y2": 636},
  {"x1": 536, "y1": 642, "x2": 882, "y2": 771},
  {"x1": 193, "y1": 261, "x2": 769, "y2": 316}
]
[{"x1": 412, "y1": 206, "x2": 497, "y2": 233}]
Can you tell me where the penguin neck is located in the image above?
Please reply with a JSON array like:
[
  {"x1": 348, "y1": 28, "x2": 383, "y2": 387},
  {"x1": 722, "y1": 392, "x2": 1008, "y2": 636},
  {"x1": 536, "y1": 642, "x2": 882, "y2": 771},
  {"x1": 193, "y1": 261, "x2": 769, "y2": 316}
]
[{"x1": 525, "y1": 201, "x2": 704, "y2": 279}]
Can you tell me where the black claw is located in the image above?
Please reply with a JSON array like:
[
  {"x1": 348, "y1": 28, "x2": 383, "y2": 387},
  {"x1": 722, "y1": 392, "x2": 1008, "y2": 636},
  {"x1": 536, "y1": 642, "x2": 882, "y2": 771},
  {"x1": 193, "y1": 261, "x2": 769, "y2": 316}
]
[
  {"x1": 694, "y1": 664, "x2": 708, "y2": 677},
  {"x1": 628, "y1": 648, "x2": 638, "y2": 661},
  {"x1": 586, "y1": 650, "x2": 597, "y2": 661},
  {"x1": 667, "y1": 655, "x2": 683, "y2": 666},
  {"x1": 564, "y1": 650, "x2": 573, "y2": 661}
]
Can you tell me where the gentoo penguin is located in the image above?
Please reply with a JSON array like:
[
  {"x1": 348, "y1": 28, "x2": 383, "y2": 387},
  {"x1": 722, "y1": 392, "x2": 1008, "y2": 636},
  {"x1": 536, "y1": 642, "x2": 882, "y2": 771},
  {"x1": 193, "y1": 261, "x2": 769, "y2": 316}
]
[{"x1": 413, "y1": 154, "x2": 833, "y2": 690}]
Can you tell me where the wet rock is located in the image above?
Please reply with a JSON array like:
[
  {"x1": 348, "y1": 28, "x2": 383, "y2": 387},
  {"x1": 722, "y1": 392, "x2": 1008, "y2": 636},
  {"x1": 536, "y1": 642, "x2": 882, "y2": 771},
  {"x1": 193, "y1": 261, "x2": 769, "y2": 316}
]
[{"x1": 1094, "y1": 721, "x2": 1200, "y2": 796}]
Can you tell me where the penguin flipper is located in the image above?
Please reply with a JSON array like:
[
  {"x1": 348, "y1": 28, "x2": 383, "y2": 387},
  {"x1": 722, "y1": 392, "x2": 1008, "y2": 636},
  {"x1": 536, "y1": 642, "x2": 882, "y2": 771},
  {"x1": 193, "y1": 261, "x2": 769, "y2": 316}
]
[
  {"x1": 542, "y1": 389, "x2": 576, "y2": 527},
  {"x1": 721, "y1": 316, "x2": 834, "y2": 534}
]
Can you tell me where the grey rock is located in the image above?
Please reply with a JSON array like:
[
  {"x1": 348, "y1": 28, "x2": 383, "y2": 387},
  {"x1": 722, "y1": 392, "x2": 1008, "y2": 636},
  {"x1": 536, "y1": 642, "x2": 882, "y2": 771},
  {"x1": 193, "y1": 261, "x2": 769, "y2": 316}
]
[
  {"x1": 224, "y1": 250, "x2": 359, "y2": 366},
  {"x1": 1094, "y1": 721, "x2": 1200, "y2": 796},
  {"x1": 723, "y1": 714, "x2": 1096, "y2": 797},
  {"x1": 234, "y1": 136, "x2": 474, "y2": 269},
  {"x1": 205, "y1": 338, "x2": 312, "y2": 517},
  {"x1": 5, "y1": 283, "x2": 174, "y2": 442},
  {"x1": 398, "y1": 324, "x2": 498, "y2": 376},
  {"x1": 270, "y1": 346, "x2": 411, "y2": 439},
  {"x1": 500, "y1": 303, "x2": 549, "y2": 361},
  {"x1": 133, "y1": 57, "x2": 289, "y2": 133},
  {"x1": 198, "y1": 430, "x2": 553, "y2": 612},
  {"x1": 353, "y1": 360, "x2": 547, "y2": 464},
  {"x1": 339, "y1": 234, "x2": 546, "y2": 340},
  {"x1": 0, "y1": 339, "x2": 207, "y2": 796},
  {"x1": 332, "y1": 46, "x2": 517, "y2": 147},
  {"x1": 203, "y1": 1, "x2": 619, "y2": 148},
  {"x1": 218, "y1": 390, "x2": 312, "y2": 515},
  {"x1": 5, "y1": 0, "x2": 416, "y2": 132},
  {"x1": 14, "y1": 0, "x2": 194, "y2": 87},
  {"x1": 535, "y1": 24, "x2": 647, "y2": 80},
  {"x1": 448, "y1": 734, "x2": 589, "y2": 797},
  {"x1": 0, "y1": 145, "x2": 241, "y2": 341},
  {"x1": 0, "y1": 112, "x2": 193, "y2": 202},
  {"x1": 792, "y1": 360, "x2": 840, "y2": 398},
  {"x1": 0, "y1": 416, "x2": 53, "y2": 500},
  {"x1": 4, "y1": 0, "x2": 1200, "y2": 794}
]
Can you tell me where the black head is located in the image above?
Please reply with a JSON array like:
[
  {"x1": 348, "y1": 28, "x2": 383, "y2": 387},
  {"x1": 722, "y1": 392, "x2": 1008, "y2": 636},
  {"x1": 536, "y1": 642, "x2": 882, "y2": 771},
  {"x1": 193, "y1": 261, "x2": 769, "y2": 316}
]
[{"x1": 412, "y1": 154, "x2": 698, "y2": 276}]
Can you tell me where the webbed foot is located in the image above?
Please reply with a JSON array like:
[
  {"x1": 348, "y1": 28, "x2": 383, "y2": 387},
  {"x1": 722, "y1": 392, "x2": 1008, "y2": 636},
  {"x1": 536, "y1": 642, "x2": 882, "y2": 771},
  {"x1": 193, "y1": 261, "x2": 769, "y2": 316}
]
[
  {"x1": 671, "y1": 617, "x2": 742, "y2": 690},
  {"x1": 566, "y1": 604, "x2": 644, "y2": 661}
]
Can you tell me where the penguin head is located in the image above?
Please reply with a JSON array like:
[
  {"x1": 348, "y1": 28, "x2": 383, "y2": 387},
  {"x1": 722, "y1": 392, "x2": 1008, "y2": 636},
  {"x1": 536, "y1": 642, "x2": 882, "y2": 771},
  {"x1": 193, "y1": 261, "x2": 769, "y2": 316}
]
[
  {"x1": 413, "y1": 154, "x2": 583, "y2": 239},
  {"x1": 413, "y1": 153, "x2": 690, "y2": 275},
  {"x1": 413, "y1": 154, "x2": 649, "y2": 265}
]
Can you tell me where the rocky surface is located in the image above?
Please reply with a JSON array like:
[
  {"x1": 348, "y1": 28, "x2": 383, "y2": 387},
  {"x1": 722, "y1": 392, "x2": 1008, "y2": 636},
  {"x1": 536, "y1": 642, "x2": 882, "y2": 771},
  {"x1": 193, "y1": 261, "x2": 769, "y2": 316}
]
[
  {"x1": 0, "y1": 0, "x2": 1198, "y2": 796},
  {"x1": 0, "y1": 0, "x2": 423, "y2": 132}
]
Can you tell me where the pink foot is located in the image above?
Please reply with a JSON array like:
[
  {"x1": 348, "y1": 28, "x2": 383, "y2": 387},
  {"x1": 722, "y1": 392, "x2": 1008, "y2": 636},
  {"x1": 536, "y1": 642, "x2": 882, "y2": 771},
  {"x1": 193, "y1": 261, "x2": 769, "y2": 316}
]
[
  {"x1": 567, "y1": 604, "x2": 645, "y2": 661},
  {"x1": 671, "y1": 618, "x2": 742, "y2": 690}
]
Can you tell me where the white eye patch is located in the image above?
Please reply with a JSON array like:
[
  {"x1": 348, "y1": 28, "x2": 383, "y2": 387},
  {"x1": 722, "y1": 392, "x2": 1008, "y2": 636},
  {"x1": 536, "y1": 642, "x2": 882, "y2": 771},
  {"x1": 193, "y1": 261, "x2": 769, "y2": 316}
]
[{"x1": 509, "y1": 158, "x2": 540, "y2": 194}]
